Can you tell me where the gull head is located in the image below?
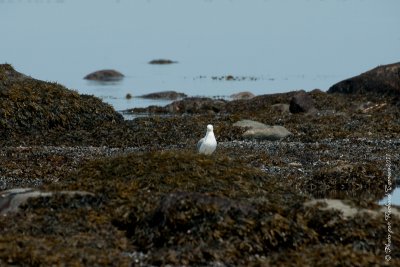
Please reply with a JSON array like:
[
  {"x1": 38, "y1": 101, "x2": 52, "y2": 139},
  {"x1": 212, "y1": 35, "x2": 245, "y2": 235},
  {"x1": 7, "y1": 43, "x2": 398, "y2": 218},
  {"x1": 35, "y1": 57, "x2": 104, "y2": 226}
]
[{"x1": 207, "y1": 124, "x2": 213, "y2": 132}]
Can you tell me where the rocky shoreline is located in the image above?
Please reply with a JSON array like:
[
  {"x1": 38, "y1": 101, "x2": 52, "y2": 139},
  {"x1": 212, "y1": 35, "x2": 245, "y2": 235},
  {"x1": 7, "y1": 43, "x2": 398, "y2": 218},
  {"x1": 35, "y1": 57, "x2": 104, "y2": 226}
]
[{"x1": 0, "y1": 63, "x2": 399, "y2": 266}]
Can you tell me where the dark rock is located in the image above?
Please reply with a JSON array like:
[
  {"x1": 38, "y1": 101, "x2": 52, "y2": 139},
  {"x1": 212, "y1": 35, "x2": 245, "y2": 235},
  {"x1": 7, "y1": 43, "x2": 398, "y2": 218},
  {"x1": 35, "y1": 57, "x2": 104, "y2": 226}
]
[
  {"x1": 0, "y1": 64, "x2": 123, "y2": 136},
  {"x1": 149, "y1": 59, "x2": 177, "y2": 65},
  {"x1": 139, "y1": 91, "x2": 187, "y2": 100},
  {"x1": 328, "y1": 62, "x2": 400, "y2": 96},
  {"x1": 289, "y1": 91, "x2": 316, "y2": 113},
  {"x1": 230, "y1": 91, "x2": 255, "y2": 100},
  {"x1": 226, "y1": 75, "x2": 235, "y2": 81},
  {"x1": 166, "y1": 97, "x2": 227, "y2": 114},
  {"x1": 84, "y1": 69, "x2": 124, "y2": 81}
]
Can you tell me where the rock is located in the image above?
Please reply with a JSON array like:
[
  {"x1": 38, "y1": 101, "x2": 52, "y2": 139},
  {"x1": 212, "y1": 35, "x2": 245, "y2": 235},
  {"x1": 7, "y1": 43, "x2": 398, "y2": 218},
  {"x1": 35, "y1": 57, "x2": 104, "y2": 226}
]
[
  {"x1": 310, "y1": 88, "x2": 324, "y2": 94},
  {"x1": 139, "y1": 91, "x2": 187, "y2": 100},
  {"x1": 0, "y1": 188, "x2": 94, "y2": 215},
  {"x1": 289, "y1": 91, "x2": 316, "y2": 113},
  {"x1": 230, "y1": 91, "x2": 255, "y2": 100},
  {"x1": 0, "y1": 64, "x2": 123, "y2": 135},
  {"x1": 328, "y1": 62, "x2": 400, "y2": 96},
  {"x1": 271, "y1": 103, "x2": 290, "y2": 113},
  {"x1": 233, "y1": 120, "x2": 268, "y2": 129},
  {"x1": 233, "y1": 119, "x2": 292, "y2": 140},
  {"x1": 148, "y1": 59, "x2": 177, "y2": 65},
  {"x1": 226, "y1": 75, "x2": 235, "y2": 81},
  {"x1": 84, "y1": 69, "x2": 124, "y2": 81},
  {"x1": 166, "y1": 97, "x2": 227, "y2": 114}
]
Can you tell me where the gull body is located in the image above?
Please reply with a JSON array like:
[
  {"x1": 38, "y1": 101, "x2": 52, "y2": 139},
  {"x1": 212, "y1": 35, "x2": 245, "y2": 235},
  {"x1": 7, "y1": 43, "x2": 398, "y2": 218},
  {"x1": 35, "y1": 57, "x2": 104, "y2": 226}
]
[{"x1": 197, "y1": 124, "x2": 217, "y2": 155}]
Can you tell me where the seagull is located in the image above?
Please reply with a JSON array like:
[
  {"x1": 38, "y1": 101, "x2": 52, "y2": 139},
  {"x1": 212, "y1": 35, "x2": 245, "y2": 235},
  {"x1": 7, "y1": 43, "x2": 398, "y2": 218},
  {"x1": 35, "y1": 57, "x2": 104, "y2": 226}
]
[{"x1": 197, "y1": 124, "x2": 217, "y2": 155}]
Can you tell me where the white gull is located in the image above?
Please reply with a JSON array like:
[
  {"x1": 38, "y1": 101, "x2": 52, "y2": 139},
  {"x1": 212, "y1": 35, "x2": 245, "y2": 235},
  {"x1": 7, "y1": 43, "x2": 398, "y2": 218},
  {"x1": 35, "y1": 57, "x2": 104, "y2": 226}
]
[{"x1": 197, "y1": 124, "x2": 217, "y2": 155}]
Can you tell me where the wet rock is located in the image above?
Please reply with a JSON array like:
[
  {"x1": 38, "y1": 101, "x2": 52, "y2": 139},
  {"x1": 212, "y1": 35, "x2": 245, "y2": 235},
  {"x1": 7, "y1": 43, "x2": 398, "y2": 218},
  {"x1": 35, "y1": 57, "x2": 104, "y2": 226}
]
[
  {"x1": 0, "y1": 188, "x2": 94, "y2": 215},
  {"x1": 230, "y1": 91, "x2": 255, "y2": 100},
  {"x1": 289, "y1": 91, "x2": 316, "y2": 113},
  {"x1": 139, "y1": 90, "x2": 187, "y2": 100},
  {"x1": 149, "y1": 59, "x2": 177, "y2": 64},
  {"x1": 226, "y1": 75, "x2": 235, "y2": 81},
  {"x1": 0, "y1": 64, "x2": 123, "y2": 137},
  {"x1": 233, "y1": 120, "x2": 292, "y2": 140},
  {"x1": 328, "y1": 62, "x2": 400, "y2": 96},
  {"x1": 83, "y1": 69, "x2": 124, "y2": 81},
  {"x1": 166, "y1": 97, "x2": 227, "y2": 114},
  {"x1": 271, "y1": 103, "x2": 290, "y2": 113}
]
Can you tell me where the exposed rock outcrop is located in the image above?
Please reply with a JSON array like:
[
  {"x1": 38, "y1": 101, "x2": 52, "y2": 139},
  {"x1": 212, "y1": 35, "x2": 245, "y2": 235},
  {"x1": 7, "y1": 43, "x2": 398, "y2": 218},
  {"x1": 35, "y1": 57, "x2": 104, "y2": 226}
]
[{"x1": 328, "y1": 62, "x2": 400, "y2": 95}]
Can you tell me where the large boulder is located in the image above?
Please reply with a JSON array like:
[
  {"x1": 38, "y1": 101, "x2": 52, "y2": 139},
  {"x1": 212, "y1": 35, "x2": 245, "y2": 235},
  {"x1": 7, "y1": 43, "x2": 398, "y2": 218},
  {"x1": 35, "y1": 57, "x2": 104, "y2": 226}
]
[
  {"x1": 233, "y1": 119, "x2": 292, "y2": 140},
  {"x1": 0, "y1": 64, "x2": 123, "y2": 135},
  {"x1": 84, "y1": 69, "x2": 124, "y2": 81},
  {"x1": 328, "y1": 62, "x2": 400, "y2": 95}
]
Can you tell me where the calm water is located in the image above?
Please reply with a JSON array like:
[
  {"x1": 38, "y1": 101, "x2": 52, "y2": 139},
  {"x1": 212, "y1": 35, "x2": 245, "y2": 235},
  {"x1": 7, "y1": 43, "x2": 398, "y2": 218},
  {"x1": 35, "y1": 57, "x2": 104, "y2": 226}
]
[{"x1": 1, "y1": 0, "x2": 399, "y2": 112}]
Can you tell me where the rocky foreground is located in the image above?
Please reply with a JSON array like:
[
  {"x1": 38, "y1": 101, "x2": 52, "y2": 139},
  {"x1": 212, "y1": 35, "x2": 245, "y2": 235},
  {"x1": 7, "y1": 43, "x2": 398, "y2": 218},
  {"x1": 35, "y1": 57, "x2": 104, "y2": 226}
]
[{"x1": 0, "y1": 63, "x2": 399, "y2": 266}]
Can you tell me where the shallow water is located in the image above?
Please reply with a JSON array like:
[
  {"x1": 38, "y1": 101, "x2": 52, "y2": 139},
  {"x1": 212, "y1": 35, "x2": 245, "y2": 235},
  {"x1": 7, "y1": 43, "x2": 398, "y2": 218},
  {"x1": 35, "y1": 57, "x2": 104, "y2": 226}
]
[
  {"x1": 1, "y1": 0, "x2": 399, "y2": 111},
  {"x1": 379, "y1": 186, "x2": 400, "y2": 206}
]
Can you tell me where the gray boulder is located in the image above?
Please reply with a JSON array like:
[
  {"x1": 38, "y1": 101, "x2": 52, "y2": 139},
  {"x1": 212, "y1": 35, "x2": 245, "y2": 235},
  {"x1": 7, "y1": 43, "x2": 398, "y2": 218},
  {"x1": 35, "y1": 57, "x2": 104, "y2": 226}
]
[{"x1": 233, "y1": 119, "x2": 292, "y2": 140}]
